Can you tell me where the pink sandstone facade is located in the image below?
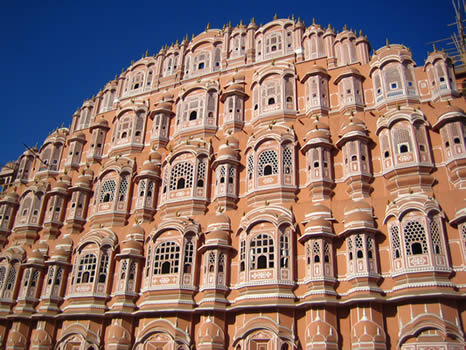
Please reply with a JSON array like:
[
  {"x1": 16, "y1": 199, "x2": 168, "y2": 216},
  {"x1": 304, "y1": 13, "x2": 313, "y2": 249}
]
[{"x1": 0, "y1": 17, "x2": 465, "y2": 350}]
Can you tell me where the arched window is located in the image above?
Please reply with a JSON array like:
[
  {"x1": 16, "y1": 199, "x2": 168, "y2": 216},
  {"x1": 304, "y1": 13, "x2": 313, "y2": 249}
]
[
  {"x1": 257, "y1": 150, "x2": 278, "y2": 176},
  {"x1": 265, "y1": 32, "x2": 282, "y2": 56},
  {"x1": 99, "y1": 179, "x2": 116, "y2": 203},
  {"x1": 208, "y1": 251, "x2": 215, "y2": 273},
  {"x1": 390, "y1": 225, "x2": 401, "y2": 259},
  {"x1": 240, "y1": 240, "x2": 246, "y2": 272},
  {"x1": 283, "y1": 147, "x2": 293, "y2": 175},
  {"x1": 404, "y1": 220, "x2": 428, "y2": 255},
  {"x1": 153, "y1": 241, "x2": 180, "y2": 275},
  {"x1": 76, "y1": 254, "x2": 97, "y2": 284},
  {"x1": 170, "y1": 162, "x2": 194, "y2": 191},
  {"x1": 250, "y1": 234, "x2": 274, "y2": 270}
]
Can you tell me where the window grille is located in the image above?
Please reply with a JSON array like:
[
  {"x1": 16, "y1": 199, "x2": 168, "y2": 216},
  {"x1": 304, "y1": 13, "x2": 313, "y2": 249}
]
[
  {"x1": 283, "y1": 147, "x2": 293, "y2": 174},
  {"x1": 76, "y1": 254, "x2": 97, "y2": 284},
  {"x1": 153, "y1": 241, "x2": 180, "y2": 275},
  {"x1": 323, "y1": 241, "x2": 330, "y2": 263},
  {"x1": 390, "y1": 225, "x2": 401, "y2": 258},
  {"x1": 0, "y1": 266, "x2": 6, "y2": 290},
  {"x1": 6, "y1": 266, "x2": 16, "y2": 290},
  {"x1": 31, "y1": 269, "x2": 39, "y2": 287},
  {"x1": 257, "y1": 150, "x2": 278, "y2": 176},
  {"x1": 99, "y1": 252, "x2": 109, "y2": 283},
  {"x1": 250, "y1": 234, "x2": 274, "y2": 269},
  {"x1": 183, "y1": 239, "x2": 194, "y2": 273},
  {"x1": 99, "y1": 179, "x2": 116, "y2": 203},
  {"x1": 47, "y1": 266, "x2": 54, "y2": 285},
  {"x1": 240, "y1": 240, "x2": 245, "y2": 271},
  {"x1": 208, "y1": 251, "x2": 216, "y2": 272},
  {"x1": 120, "y1": 260, "x2": 128, "y2": 280},
  {"x1": 129, "y1": 261, "x2": 136, "y2": 281},
  {"x1": 247, "y1": 155, "x2": 254, "y2": 178},
  {"x1": 169, "y1": 162, "x2": 194, "y2": 190},
  {"x1": 393, "y1": 128, "x2": 412, "y2": 153},
  {"x1": 139, "y1": 179, "x2": 146, "y2": 196},
  {"x1": 367, "y1": 236, "x2": 374, "y2": 259},
  {"x1": 23, "y1": 269, "x2": 30, "y2": 287},
  {"x1": 218, "y1": 253, "x2": 225, "y2": 273},
  {"x1": 197, "y1": 160, "x2": 206, "y2": 186},
  {"x1": 55, "y1": 267, "x2": 62, "y2": 285},
  {"x1": 313, "y1": 241, "x2": 321, "y2": 263},
  {"x1": 404, "y1": 220, "x2": 428, "y2": 255},
  {"x1": 218, "y1": 165, "x2": 226, "y2": 183},
  {"x1": 229, "y1": 167, "x2": 235, "y2": 183},
  {"x1": 118, "y1": 176, "x2": 129, "y2": 201},
  {"x1": 280, "y1": 234, "x2": 289, "y2": 268},
  {"x1": 430, "y1": 218, "x2": 442, "y2": 254}
]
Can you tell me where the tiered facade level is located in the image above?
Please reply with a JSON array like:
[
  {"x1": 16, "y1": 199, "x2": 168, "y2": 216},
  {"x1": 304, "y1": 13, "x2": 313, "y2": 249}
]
[{"x1": 0, "y1": 17, "x2": 465, "y2": 350}]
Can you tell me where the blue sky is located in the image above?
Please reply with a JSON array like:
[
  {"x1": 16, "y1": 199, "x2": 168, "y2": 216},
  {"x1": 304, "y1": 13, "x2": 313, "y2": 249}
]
[{"x1": 0, "y1": 0, "x2": 455, "y2": 167}]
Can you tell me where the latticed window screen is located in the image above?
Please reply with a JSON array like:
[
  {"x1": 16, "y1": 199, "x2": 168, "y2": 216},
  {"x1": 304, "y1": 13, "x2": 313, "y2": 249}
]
[
  {"x1": 153, "y1": 241, "x2": 180, "y2": 275},
  {"x1": 240, "y1": 240, "x2": 245, "y2": 265},
  {"x1": 169, "y1": 162, "x2": 194, "y2": 190},
  {"x1": 99, "y1": 179, "x2": 116, "y2": 203},
  {"x1": 23, "y1": 269, "x2": 30, "y2": 287},
  {"x1": 147, "y1": 181, "x2": 154, "y2": 196},
  {"x1": 257, "y1": 150, "x2": 278, "y2": 176},
  {"x1": 184, "y1": 240, "x2": 194, "y2": 273},
  {"x1": 76, "y1": 254, "x2": 97, "y2": 284},
  {"x1": 120, "y1": 260, "x2": 128, "y2": 279},
  {"x1": 229, "y1": 167, "x2": 235, "y2": 183},
  {"x1": 6, "y1": 266, "x2": 16, "y2": 290},
  {"x1": 390, "y1": 225, "x2": 401, "y2": 258},
  {"x1": 31, "y1": 269, "x2": 39, "y2": 287},
  {"x1": 323, "y1": 241, "x2": 330, "y2": 263},
  {"x1": 313, "y1": 241, "x2": 320, "y2": 262},
  {"x1": 218, "y1": 165, "x2": 226, "y2": 182},
  {"x1": 218, "y1": 253, "x2": 225, "y2": 272},
  {"x1": 250, "y1": 234, "x2": 274, "y2": 269},
  {"x1": 129, "y1": 261, "x2": 136, "y2": 281},
  {"x1": 99, "y1": 252, "x2": 110, "y2": 283},
  {"x1": 118, "y1": 177, "x2": 129, "y2": 201},
  {"x1": 139, "y1": 179, "x2": 146, "y2": 196},
  {"x1": 47, "y1": 266, "x2": 54, "y2": 285},
  {"x1": 393, "y1": 128, "x2": 412, "y2": 152},
  {"x1": 414, "y1": 123, "x2": 427, "y2": 146},
  {"x1": 430, "y1": 218, "x2": 442, "y2": 254},
  {"x1": 280, "y1": 234, "x2": 289, "y2": 268},
  {"x1": 404, "y1": 220, "x2": 428, "y2": 255},
  {"x1": 462, "y1": 225, "x2": 466, "y2": 252},
  {"x1": 247, "y1": 155, "x2": 254, "y2": 178},
  {"x1": 367, "y1": 236, "x2": 375, "y2": 259},
  {"x1": 207, "y1": 251, "x2": 215, "y2": 273},
  {"x1": 0, "y1": 266, "x2": 6, "y2": 290},
  {"x1": 197, "y1": 160, "x2": 206, "y2": 186},
  {"x1": 283, "y1": 147, "x2": 293, "y2": 174},
  {"x1": 55, "y1": 267, "x2": 62, "y2": 285}
]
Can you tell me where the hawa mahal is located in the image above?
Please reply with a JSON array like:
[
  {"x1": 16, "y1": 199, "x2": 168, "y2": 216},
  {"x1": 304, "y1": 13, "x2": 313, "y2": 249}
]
[{"x1": 0, "y1": 16, "x2": 465, "y2": 350}]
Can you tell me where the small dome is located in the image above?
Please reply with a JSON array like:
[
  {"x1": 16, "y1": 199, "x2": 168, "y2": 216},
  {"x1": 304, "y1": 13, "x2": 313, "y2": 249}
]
[
  {"x1": 142, "y1": 160, "x2": 158, "y2": 173},
  {"x1": 121, "y1": 238, "x2": 143, "y2": 254},
  {"x1": 91, "y1": 118, "x2": 109, "y2": 129},
  {"x1": 28, "y1": 249, "x2": 44, "y2": 263},
  {"x1": 344, "y1": 200, "x2": 372, "y2": 214},
  {"x1": 207, "y1": 212, "x2": 231, "y2": 232},
  {"x1": 51, "y1": 248, "x2": 69, "y2": 260},
  {"x1": 76, "y1": 174, "x2": 91, "y2": 188},
  {"x1": 83, "y1": 168, "x2": 94, "y2": 177},
  {"x1": 307, "y1": 218, "x2": 332, "y2": 229},
  {"x1": 306, "y1": 204, "x2": 332, "y2": 219},
  {"x1": 226, "y1": 135, "x2": 239, "y2": 147},
  {"x1": 149, "y1": 150, "x2": 162, "y2": 162},
  {"x1": 56, "y1": 235, "x2": 73, "y2": 248},
  {"x1": 232, "y1": 73, "x2": 245, "y2": 82},
  {"x1": 227, "y1": 83, "x2": 245, "y2": 92},
  {"x1": 206, "y1": 229, "x2": 230, "y2": 245},
  {"x1": 217, "y1": 144, "x2": 239, "y2": 159}
]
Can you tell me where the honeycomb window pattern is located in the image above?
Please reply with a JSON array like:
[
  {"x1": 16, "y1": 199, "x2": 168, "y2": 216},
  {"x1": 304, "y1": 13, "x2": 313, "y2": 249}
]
[
  {"x1": 313, "y1": 241, "x2": 320, "y2": 262},
  {"x1": 283, "y1": 147, "x2": 293, "y2": 174},
  {"x1": 99, "y1": 179, "x2": 116, "y2": 203},
  {"x1": 430, "y1": 218, "x2": 442, "y2": 254},
  {"x1": 118, "y1": 177, "x2": 129, "y2": 201},
  {"x1": 257, "y1": 150, "x2": 278, "y2": 176},
  {"x1": 169, "y1": 162, "x2": 194, "y2": 191},
  {"x1": 153, "y1": 241, "x2": 180, "y2": 275},
  {"x1": 390, "y1": 225, "x2": 401, "y2": 259},
  {"x1": 404, "y1": 220, "x2": 428, "y2": 255}
]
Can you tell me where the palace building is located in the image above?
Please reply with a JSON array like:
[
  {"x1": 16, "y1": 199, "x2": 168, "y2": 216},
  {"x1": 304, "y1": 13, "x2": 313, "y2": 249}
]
[{"x1": 0, "y1": 16, "x2": 465, "y2": 350}]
